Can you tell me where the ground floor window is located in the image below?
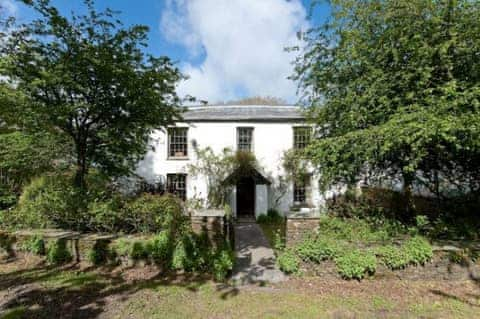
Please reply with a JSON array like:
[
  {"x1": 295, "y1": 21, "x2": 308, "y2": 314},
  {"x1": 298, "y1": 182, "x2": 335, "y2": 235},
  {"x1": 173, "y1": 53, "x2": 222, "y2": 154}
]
[
  {"x1": 293, "y1": 175, "x2": 310, "y2": 205},
  {"x1": 167, "y1": 174, "x2": 187, "y2": 201}
]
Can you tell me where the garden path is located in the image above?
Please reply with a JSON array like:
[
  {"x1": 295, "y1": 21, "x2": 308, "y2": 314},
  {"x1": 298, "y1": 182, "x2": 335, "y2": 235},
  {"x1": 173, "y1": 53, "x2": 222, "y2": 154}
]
[{"x1": 231, "y1": 221, "x2": 286, "y2": 285}]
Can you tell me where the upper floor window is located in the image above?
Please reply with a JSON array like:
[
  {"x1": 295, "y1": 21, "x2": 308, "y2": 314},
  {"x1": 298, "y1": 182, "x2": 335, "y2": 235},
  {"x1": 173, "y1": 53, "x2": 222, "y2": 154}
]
[
  {"x1": 293, "y1": 175, "x2": 310, "y2": 205},
  {"x1": 167, "y1": 173, "x2": 187, "y2": 201},
  {"x1": 237, "y1": 127, "x2": 253, "y2": 152},
  {"x1": 168, "y1": 127, "x2": 188, "y2": 158},
  {"x1": 293, "y1": 127, "x2": 311, "y2": 150}
]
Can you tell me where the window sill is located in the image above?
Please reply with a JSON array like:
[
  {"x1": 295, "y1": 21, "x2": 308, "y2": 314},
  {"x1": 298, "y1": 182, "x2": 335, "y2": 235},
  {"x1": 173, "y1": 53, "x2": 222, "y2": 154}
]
[
  {"x1": 290, "y1": 203, "x2": 314, "y2": 211},
  {"x1": 167, "y1": 156, "x2": 189, "y2": 161}
]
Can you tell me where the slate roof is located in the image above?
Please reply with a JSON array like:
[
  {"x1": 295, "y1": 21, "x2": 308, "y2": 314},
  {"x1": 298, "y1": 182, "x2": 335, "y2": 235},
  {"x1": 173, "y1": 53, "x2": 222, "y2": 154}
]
[{"x1": 182, "y1": 105, "x2": 305, "y2": 122}]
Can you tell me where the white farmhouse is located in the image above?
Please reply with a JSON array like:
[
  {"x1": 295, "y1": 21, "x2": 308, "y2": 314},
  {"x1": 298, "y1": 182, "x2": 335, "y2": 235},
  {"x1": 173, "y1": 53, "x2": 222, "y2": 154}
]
[{"x1": 136, "y1": 105, "x2": 324, "y2": 218}]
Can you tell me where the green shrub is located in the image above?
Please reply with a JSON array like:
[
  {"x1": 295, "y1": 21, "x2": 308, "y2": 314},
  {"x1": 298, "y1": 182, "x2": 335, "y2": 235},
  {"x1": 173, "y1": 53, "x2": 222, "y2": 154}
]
[
  {"x1": 212, "y1": 246, "x2": 234, "y2": 281},
  {"x1": 256, "y1": 214, "x2": 270, "y2": 224},
  {"x1": 10, "y1": 175, "x2": 70, "y2": 229},
  {"x1": 335, "y1": 250, "x2": 376, "y2": 280},
  {"x1": 46, "y1": 239, "x2": 72, "y2": 265},
  {"x1": 21, "y1": 235, "x2": 46, "y2": 255},
  {"x1": 10, "y1": 172, "x2": 113, "y2": 231},
  {"x1": 171, "y1": 240, "x2": 188, "y2": 270},
  {"x1": 277, "y1": 249, "x2": 300, "y2": 274},
  {"x1": 147, "y1": 231, "x2": 173, "y2": 263},
  {"x1": 123, "y1": 194, "x2": 185, "y2": 233},
  {"x1": 403, "y1": 236, "x2": 433, "y2": 265},
  {"x1": 112, "y1": 238, "x2": 133, "y2": 257},
  {"x1": 296, "y1": 237, "x2": 342, "y2": 263},
  {"x1": 87, "y1": 240, "x2": 113, "y2": 265},
  {"x1": 130, "y1": 241, "x2": 148, "y2": 260},
  {"x1": 376, "y1": 245, "x2": 409, "y2": 270},
  {"x1": 256, "y1": 209, "x2": 284, "y2": 224},
  {"x1": 88, "y1": 197, "x2": 125, "y2": 233},
  {"x1": 319, "y1": 216, "x2": 405, "y2": 243}
]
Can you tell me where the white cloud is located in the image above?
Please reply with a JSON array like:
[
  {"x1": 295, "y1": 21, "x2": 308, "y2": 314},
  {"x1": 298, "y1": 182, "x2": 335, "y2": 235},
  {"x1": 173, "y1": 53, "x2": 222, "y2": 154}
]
[
  {"x1": 160, "y1": 0, "x2": 308, "y2": 104},
  {"x1": 0, "y1": 0, "x2": 18, "y2": 17}
]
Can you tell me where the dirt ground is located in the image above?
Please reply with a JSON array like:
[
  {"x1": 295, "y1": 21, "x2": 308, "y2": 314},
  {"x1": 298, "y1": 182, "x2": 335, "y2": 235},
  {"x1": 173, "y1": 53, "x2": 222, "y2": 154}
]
[{"x1": 1, "y1": 255, "x2": 479, "y2": 319}]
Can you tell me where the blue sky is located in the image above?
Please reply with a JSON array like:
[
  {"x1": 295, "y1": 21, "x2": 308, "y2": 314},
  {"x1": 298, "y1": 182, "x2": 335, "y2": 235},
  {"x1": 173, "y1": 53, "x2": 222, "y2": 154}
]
[{"x1": 2, "y1": 0, "x2": 331, "y2": 104}]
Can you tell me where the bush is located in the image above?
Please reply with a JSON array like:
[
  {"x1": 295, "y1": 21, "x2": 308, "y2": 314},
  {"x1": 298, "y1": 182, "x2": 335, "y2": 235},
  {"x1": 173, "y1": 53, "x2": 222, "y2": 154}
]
[
  {"x1": 318, "y1": 216, "x2": 398, "y2": 243},
  {"x1": 277, "y1": 249, "x2": 300, "y2": 274},
  {"x1": 123, "y1": 194, "x2": 186, "y2": 233},
  {"x1": 403, "y1": 236, "x2": 433, "y2": 265},
  {"x1": 212, "y1": 245, "x2": 234, "y2": 281},
  {"x1": 256, "y1": 209, "x2": 284, "y2": 224},
  {"x1": 87, "y1": 197, "x2": 125, "y2": 233},
  {"x1": 20, "y1": 235, "x2": 46, "y2": 255},
  {"x1": 147, "y1": 231, "x2": 173, "y2": 264},
  {"x1": 130, "y1": 241, "x2": 148, "y2": 260},
  {"x1": 9, "y1": 172, "x2": 113, "y2": 231},
  {"x1": 296, "y1": 237, "x2": 342, "y2": 263},
  {"x1": 335, "y1": 250, "x2": 376, "y2": 280},
  {"x1": 87, "y1": 240, "x2": 113, "y2": 265},
  {"x1": 46, "y1": 239, "x2": 72, "y2": 265},
  {"x1": 376, "y1": 245, "x2": 409, "y2": 270}
]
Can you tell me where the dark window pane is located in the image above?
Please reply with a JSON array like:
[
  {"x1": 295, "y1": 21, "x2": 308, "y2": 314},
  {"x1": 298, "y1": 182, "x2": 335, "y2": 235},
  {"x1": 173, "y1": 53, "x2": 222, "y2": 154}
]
[
  {"x1": 294, "y1": 176, "x2": 310, "y2": 204},
  {"x1": 167, "y1": 174, "x2": 187, "y2": 201},
  {"x1": 168, "y1": 128, "x2": 188, "y2": 158}
]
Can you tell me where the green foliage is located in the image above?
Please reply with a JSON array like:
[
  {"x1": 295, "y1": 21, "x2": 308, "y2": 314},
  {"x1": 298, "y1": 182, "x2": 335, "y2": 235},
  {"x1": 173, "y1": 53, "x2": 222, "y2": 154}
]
[
  {"x1": 295, "y1": 237, "x2": 343, "y2": 263},
  {"x1": 87, "y1": 240, "x2": 113, "y2": 265},
  {"x1": 1, "y1": 0, "x2": 183, "y2": 188},
  {"x1": 7, "y1": 173, "x2": 186, "y2": 234},
  {"x1": 130, "y1": 241, "x2": 148, "y2": 261},
  {"x1": 277, "y1": 249, "x2": 300, "y2": 274},
  {"x1": 335, "y1": 250, "x2": 377, "y2": 280},
  {"x1": 111, "y1": 232, "x2": 233, "y2": 280},
  {"x1": 376, "y1": 245, "x2": 409, "y2": 270},
  {"x1": 294, "y1": 0, "x2": 480, "y2": 206},
  {"x1": 123, "y1": 194, "x2": 185, "y2": 234},
  {"x1": 7, "y1": 172, "x2": 115, "y2": 231},
  {"x1": 46, "y1": 239, "x2": 72, "y2": 265},
  {"x1": 21, "y1": 235, "x2": 46, "y2": 255},
  {"x1": 212, "y1": 245, "x2": 235, "y2": 281},
  {"x1": 318, "y1": 216, "x2": 404, "y2": 243},
  {"x1": 0, "y1": 126, "x2": 71, "y2": 210},
  {"x1": 256, "y1": 209, "x2": 284, "y2": 224},
  {"x1": 147, "y1": 231, "x2": 173, "y2": 264},
  {"x1": 402, "y1": 236, "x2": 433, "y2": 265}
]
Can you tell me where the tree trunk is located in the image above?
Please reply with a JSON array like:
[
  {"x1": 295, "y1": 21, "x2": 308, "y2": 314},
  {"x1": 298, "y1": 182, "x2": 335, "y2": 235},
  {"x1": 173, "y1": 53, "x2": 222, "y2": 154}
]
[
  {"x1": 74, "y1": 139, "x2": 88, "y2": 190},
  {"x1": 402, "y1": 172, "x2": 416, "y2": 222}
]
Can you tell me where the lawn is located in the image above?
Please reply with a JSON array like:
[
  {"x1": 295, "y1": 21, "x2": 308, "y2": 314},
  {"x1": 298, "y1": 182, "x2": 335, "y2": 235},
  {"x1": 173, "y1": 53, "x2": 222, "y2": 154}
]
[{"x1": 1, "y1": 256, "x2": 479, "y2": 318}]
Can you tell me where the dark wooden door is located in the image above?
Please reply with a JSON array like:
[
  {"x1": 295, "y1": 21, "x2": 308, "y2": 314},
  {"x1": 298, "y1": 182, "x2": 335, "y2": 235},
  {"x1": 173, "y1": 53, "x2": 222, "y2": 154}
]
[{"x1": 237, "y1": 177, "x2": 255, "y2": 217}]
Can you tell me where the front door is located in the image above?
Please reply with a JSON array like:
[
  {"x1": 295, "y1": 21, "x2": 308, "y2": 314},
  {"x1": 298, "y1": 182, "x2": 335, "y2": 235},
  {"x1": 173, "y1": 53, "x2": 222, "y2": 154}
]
[{"x1": 236, "y1": 177, "x2": 255, "y2": 217}]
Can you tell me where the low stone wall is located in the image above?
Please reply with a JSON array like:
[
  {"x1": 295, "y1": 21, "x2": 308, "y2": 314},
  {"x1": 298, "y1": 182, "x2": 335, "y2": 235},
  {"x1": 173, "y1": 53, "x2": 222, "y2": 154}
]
[
  {"x1": 285, "y1": 212, "x2": 320, "y2": 247},
  {"x1": 190, "y1": 209, "x2": 233, "y2": 246},
  {"x1": 10, "y1": 229, "x2": 117, "y2": 263}
]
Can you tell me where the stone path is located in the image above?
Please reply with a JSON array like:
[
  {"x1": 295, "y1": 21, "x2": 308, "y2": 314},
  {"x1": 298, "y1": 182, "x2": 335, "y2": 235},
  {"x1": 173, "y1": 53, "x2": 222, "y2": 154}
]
[{"x1": 231, "y1": 221, "x2": 286, "y2": 285}]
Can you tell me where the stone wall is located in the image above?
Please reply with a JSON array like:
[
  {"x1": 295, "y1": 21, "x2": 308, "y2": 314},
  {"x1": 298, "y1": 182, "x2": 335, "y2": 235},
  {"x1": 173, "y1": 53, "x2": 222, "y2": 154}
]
[
  {"x1": 190, "y1": 209, "x2": 233, "y2": 247},
  {"x1": 285, "y1": 213, "x2": 320, "y2": 247}
]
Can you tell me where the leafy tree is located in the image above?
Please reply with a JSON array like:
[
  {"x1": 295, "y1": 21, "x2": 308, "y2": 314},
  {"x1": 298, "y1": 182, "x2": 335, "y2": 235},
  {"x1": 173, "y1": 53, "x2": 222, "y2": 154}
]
[
  {"x1": 0, "y1": 0, "x2": 184, "y2": 188},
  {"x1": 293, "y1": 0, "x2": 480, "y2": 213}
]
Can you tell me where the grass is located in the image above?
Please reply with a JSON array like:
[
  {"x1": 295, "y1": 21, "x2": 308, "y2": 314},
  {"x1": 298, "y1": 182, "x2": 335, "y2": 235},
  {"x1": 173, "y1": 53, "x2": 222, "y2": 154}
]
[{"x1": 0, "y1": 257, "x2": 478, "y2": 318}]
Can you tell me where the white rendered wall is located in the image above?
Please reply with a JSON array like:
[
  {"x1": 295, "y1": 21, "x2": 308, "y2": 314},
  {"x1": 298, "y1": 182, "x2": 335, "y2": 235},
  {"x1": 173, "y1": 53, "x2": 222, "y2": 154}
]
[{"x1": 135, "y1": 121, "x2": 328, "y2": 216}]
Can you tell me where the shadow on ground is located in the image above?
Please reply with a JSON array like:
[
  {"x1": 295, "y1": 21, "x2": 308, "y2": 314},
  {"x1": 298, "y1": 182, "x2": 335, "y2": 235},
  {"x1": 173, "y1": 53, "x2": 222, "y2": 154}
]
[{"x1": 0, "y1": 257, "x2": 241, "y2": 319}]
